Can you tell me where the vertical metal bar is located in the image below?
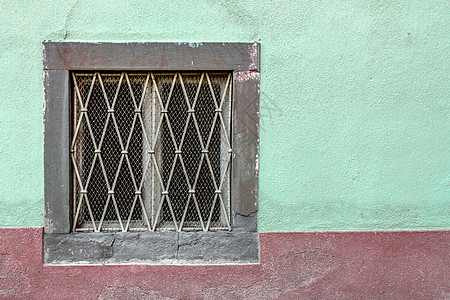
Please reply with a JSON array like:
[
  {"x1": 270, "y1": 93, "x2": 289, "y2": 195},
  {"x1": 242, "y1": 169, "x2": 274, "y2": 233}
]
[
  {"x1": 151, "y1": 79, "x2": 156, "y2": 227},
  {"x1": 228, "y1": 77, "x2": 232, "y2": 226},
  {"x1": 72, "y1": 193, "x2": 84, "y2": 232},
  {"x1": 206, "y1": 194, "x2": 218, "y2": 231},
  {"x1": 97, "y1": 195, "x2": 111, "y2": 231},
  {"x1": 219, "y1": 75, "x2": 229, "y2": 228},
  {"x1": 140, "y1": 73, "x2": 152, "y2": 230},
  {"x1": 84, "y1": 194, "x2": 97, "y2": 231},
  {"x1": 72, "y1": 73, "x2": 77, "y2": 230},
  {"x1": 125, "y1": 195, "x2": 138, "y2": 231},
  {"x1": 111, "y1": 195, "x2": 125, "y2": 232}
]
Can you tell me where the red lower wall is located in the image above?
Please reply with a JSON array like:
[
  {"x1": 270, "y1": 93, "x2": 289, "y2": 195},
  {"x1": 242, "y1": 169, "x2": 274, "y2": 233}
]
[{"x1": 0, "y1": 228, "x2": 448, "y2": 299}]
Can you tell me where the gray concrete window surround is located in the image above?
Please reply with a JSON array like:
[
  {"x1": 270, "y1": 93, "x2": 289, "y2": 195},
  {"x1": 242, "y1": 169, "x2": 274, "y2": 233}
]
[{"x1": 43, "y1": 42, "x2": 260, "y2": 264}]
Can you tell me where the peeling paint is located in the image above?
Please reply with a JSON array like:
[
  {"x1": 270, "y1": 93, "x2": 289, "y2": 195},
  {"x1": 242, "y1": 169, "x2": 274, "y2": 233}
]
[
  {"x1": 175, "y1": 42, "x2": 204, "y2": 48},
  {"x1": 235, "y1": 71, "x2": 260, "y2": 81},
  {"x1": 249, "y1": 42, "x2": 258, "y2": 69},
  {"x1": 42, "y1": 71, "x2": 47, "y2": 114},
  {"x1": 188, "y1": 42, "x2": 203, "y2": 48}
]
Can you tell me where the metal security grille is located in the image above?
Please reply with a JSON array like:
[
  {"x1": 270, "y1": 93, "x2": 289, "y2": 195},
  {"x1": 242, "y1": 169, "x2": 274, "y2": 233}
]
[{"x1": 71, "y1": 71, "x2": 232, "y2": 232}]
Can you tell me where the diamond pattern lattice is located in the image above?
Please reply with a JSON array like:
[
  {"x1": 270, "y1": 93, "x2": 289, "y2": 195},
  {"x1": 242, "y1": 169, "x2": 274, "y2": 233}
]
[{"x1": 71, "y1": 72, "x2": 232, "y2": 232}]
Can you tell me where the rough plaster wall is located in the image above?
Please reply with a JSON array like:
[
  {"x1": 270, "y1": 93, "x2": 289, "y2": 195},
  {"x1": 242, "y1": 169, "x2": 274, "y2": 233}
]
[
  {"x1": 1, "y1": 228, "x2": 449, "y2": 299},
  {"x1": 0, "y1": 0, "x2": 448, "y2": 230}
]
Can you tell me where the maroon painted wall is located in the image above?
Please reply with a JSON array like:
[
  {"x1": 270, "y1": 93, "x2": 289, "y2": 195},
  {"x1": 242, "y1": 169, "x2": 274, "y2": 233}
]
[{"x1": 0, "y1": 228, "x2": 448, "y2": 299}]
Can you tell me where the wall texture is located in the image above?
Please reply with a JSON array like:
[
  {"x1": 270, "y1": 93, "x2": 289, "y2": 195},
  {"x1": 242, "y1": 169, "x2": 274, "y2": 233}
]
[
  {"x1": 0, "y1": 0, "x2": 448, "y2": 231},
  {"x1": 1, "y1": 228, "x2": 449, "y2": 299},
  {"x1": 0, "y1": 1, "x2": 449, "y2": 298}
]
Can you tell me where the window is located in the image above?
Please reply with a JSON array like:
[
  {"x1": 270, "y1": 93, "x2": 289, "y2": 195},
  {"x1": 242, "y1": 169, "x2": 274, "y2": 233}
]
[
  {"x1": 72, "y1": 71, "x2": 232, "y2": 232},
  {"x1": 43, "y1": 42, "x2": 259, "y2": 264}
]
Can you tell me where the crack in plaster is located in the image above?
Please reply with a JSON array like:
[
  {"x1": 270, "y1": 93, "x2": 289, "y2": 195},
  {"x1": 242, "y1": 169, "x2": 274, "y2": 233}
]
[{"x1": 63, "y1": 0, "x2": 79, "y2": 40}]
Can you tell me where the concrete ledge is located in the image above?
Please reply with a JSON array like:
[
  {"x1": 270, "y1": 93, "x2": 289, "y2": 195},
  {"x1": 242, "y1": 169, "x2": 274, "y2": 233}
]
[
  {"x1": 43, "y1": 42, "x2": 260, "y2": 71},
  {"x1": 44, "y1": 231, "x2": 259, "y2": 265}
]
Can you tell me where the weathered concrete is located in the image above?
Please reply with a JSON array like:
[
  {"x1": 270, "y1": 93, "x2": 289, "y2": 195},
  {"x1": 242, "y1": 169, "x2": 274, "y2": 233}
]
[
  {"x1": 44, "y1": 231, "x2": 259, "y2": 265},
  {"x1": 177, "y1": 231, "x2": 259, "y2": 263},
  {"x1": 43, "y1": 70, "x2": 71, "y2": 234},
  {"x1": 43, "y1": 42, "x2": 259, "y2": 71},
  {"x1": 1, "y1": 228, "x2": 449, "y2": 299}
]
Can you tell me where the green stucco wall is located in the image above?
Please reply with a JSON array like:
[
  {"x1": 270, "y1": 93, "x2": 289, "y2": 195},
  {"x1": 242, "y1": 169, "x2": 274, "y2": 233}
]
[{"x1": 0, "y1": 0, "x2": 448, "y2": 231}]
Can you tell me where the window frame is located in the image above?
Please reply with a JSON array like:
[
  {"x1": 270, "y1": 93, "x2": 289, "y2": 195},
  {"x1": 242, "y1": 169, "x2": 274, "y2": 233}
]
[{"x1": 43, "y1": 42, "x2": 260, "y2": 264}]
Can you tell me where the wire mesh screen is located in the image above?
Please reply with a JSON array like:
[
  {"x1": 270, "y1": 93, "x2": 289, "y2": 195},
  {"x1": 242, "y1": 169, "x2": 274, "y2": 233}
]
[{"x1": 71, "y1": 72, "x2": 232, "y2": 232}]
